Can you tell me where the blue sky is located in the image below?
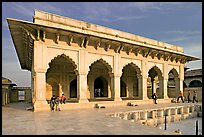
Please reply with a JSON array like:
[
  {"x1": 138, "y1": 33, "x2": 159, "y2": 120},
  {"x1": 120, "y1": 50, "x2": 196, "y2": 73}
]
[{"x1": 2, "y1": 2, "x2": 202, "y2": 87}]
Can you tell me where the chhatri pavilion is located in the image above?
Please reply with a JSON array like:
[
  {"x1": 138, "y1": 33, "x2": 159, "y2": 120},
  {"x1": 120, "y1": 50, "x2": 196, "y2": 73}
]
[{"x1": 7, "y1": 10, "x2": 199, "y2": 111}]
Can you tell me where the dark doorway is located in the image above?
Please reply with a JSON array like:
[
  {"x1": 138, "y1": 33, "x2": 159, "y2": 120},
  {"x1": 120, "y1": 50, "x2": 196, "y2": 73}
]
[
  {"x1": 120, "y1": 80, "x2": 127, "y2": 97},
  {"x1": 70, "y1": 79, "x2": 77, "y2": 98},
  {"x1": 94, "y1": 77, "x2": 108, "y2": 97}
]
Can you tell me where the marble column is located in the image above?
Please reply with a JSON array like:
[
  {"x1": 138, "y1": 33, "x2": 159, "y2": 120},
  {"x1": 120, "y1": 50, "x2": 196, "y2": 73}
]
[
  {"x1": 163, "y1": 63, "x2": 168, "y2": 99},
  {"x1": 77, "y1": 73, "x2": 88, "y2": 103},
  {"x1": 113, "y1": 75, "x2": 122, "y2": 101},
  {"x1": 33, "y1": 69, "x2": 49, "y2": 111},
  {"x1": 141, "y1": 59, "x2": 148, "y2": 100}
]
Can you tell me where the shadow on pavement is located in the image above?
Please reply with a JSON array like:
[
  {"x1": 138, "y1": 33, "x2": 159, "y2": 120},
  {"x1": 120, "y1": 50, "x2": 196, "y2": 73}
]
[{"x1": 3, "y1": 102, "x2": 33, "y2": 111}]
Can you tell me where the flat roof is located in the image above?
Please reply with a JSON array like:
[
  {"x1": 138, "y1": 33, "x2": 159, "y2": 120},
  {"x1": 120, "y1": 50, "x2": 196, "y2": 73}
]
[{"x1": 7, "y1": 10, "x2": 200, "y2": 70}]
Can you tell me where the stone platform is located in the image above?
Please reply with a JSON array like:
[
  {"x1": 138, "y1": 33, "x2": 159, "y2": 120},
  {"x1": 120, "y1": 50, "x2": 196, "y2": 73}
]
[{"x1": 2, "y1": 102, "x2": 201, "y2": 135}]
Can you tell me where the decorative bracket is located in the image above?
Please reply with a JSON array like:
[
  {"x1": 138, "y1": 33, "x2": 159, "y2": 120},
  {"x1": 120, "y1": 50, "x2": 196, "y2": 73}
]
[
  {"x1": 95, "y1": 39, "x2": 101, "y2": 50},
  {"x1": 68, "y1": 33, "x2": 73, "y2": 46},
  {"x1": 56, "y1": 32, "x2": 60, "y2": 44}
]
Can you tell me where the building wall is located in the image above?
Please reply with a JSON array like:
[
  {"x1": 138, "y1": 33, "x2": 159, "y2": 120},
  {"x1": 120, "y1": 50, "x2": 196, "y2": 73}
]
[
  {"x1": 184, "y1": 76, "x2": 202, "y2": 87},
  {"x1": 10, "y1": 88, "x2": 32, "y2": 103},
  {"x1": 184, "y1": 87, "x2": 202, "y2": 102},
  {"x1": 2, "y1": 89, "x2": 10, "y2": 106},
  {"x1": 32, "y1": 38, "x2": 185, "y2": 107}
]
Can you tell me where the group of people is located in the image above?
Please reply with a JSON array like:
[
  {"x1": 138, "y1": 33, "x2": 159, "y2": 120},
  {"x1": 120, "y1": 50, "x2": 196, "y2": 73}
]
[
  {"x1": 50, "y1": 94, "x2": 67, "y2": 111},
  {"x1": 177, "y1": 90, "x2": 198, "y2": 103},
  {"x1": 151, "y1": 90, "x2": 198, "y2": 104}
]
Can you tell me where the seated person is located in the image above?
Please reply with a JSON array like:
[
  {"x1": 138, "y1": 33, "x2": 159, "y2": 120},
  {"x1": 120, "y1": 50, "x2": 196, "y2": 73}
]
[{"x1": 60, "y1": 94, "x2": 67, "y2": 104}]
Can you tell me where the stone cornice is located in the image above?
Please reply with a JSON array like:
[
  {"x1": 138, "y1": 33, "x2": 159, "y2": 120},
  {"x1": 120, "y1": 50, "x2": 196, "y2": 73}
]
[
  {"x1": 34, "y1": 10, "x2": 184, "y2": 53},
  {"x1": 7, "y1": 17, "x2": 200, "y2": 71}
]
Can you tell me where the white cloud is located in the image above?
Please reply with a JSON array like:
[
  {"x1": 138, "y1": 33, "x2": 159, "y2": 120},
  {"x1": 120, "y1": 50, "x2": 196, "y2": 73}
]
[
  {"x1": 166, "y1": 30, "x2": 201, "y2": 35},
  {"x1": 86, "y1": 15, "x2": 145, "y2": 22},
  {"x1": 81, "y1": 2, "x2": 146, "y2": 23},
  {"x1": 128, "y1": 2, "x2": 189, "y2": 12},
  {"x1": 10, "y1": 3, "x2": 34, "y2": 18},
  {"x1": 128, "y1": 2, "x2": 161, "y2": 12},
  {"x1": 32, "y1": 2, "x2": 62, "y2": 14},
  {"x1": 10, "y1": 2, "x2": 62, "y2": 19}
]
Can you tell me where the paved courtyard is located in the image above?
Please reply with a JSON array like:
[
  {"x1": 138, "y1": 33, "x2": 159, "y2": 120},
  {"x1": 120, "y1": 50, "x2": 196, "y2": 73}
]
[{"x1": 2, "y1": 102, "x2": 201, "y2": 135}]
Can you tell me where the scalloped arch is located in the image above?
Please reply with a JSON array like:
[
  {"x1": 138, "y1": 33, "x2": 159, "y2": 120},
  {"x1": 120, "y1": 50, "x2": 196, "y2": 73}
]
[
  {"x1": 47, "y1": 54, "x2": 78, "y2": 74},
  {"x1": 168, "y1": 68, "x2": 179, "y2": 77},
  {"x1": 122, "y1": 62, "x2": 142, "y2": 77},
  {"x1": 88, "y1": 58, "x2": 113, "y2": 75},
  {"x1": 148, "y1": 65, "x2": 163, "y2": 78}
]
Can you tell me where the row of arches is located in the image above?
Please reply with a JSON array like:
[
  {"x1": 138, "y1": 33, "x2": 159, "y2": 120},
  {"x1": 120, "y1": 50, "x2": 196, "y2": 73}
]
[
  {"x1": 184, "y1": 80, "x2": 202, "y2": 88},
  {"x1": 45, "y1": 54, "x2": 181, "y2": 101}
]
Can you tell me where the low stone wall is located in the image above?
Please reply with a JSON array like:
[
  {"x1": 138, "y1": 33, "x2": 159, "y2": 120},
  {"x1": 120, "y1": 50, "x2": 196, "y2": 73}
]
[{"x1": 109, "y1": 104, "x2": 202, "y2": 127}]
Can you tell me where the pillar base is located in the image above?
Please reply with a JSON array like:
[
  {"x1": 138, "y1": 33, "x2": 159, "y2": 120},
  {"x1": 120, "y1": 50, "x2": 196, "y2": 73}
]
[
  {"x1": 164, "y1": 95, "x2": 169, "y2": 99},
  {"x1": 33, "y1": 100, "x2": 50, "y2": 112},
  {"x1": 142, "y1": 96, "x2": 149, "y2": 100},
  {"x1": 78, "y1": 99, "x2": 89, "y2": 103},
  {"x1": 114, "y1": 97, "x2": 122, "y2": 101}
]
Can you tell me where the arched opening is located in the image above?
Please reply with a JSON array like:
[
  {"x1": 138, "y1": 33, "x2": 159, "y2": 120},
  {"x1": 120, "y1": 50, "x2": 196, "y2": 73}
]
[
  {"x1": 147, "y1": 66, "x2": 163, "y2": 99},
  {"x1": 46, "y1": 54, "x2": 77, "y2": 101},
  {"x1": 189, "y1": 80, "x2": 202, "y2": 87},
  {"x1": 70, "y1": 79, "x2": 77, "y2": 98},
  {"x1": 87, "y1": 59, "x2": 113, "y2": 100},
  {"x1": 167, "y1": 69, "x2": 179, "y2": 98},
  {"x1": 120, "y1": 80, "x2": 127, "y2": 97},
  {"x1": 120, "y1": 63, "x2": 142, "y2": 99},
  {"x1": 94, "y1": 76, "x2": 108, "y2": 97}
]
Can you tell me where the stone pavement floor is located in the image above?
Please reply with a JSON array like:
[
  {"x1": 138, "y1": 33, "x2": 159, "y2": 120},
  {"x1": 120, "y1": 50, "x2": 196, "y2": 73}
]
[{"x1": 2, "y1": 102, "x2": 201, "y2": 135}]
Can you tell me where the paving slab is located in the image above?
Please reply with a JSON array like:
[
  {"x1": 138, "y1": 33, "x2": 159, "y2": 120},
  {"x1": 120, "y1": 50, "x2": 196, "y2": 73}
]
[{"x1": 2, "y1": 102, "x2": 201, "y2": 135}]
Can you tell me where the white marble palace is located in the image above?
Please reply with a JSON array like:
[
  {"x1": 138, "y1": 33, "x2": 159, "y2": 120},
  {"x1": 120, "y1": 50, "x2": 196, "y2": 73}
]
[{"x1": 7, "y1": 10, "x2": 200, "y2": 111}]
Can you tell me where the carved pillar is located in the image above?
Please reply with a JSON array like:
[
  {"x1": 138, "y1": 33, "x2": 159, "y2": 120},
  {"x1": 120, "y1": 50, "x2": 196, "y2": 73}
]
[
  {"x1": 77, "y1": 49, "x2": 88, "y2": 103},
  {"x1": 129, "y1": 77, "x2": 134, "y2": 98},
  {"x1": 179, "y1": 64, "x2": 184, "y2": 92},
  {"x1": 141, "y1": 59, "x2": 148, "y2": 100},
  {"x1": 163, "y1": 78, "x2": 169, "y2": 99},
  {"x1": 33, "y1": 69, "x2": 49, "y2": 111},
  {"x1": 59, "y1": 73, "x2": 63, "y2": 96},
  {"x1": 33, "y1": 41, "x2": 49, "y2": 111},
  {"x1": 108, "y1": 78, "x2": 112, "y2": 98},
  {"x1": 90, "y1": 76, "x2": 94, "y2": 99},
  {"x1": 67, "y1": 75, "x2": 70, "y2": 99},
  {"x1": 112, "y1": 75, "x2": 122, "y2": 101},
  {"x1": 137, "y1": 75, "x2": 142, "y2": 99},
  {"x1": 113, "y1": 53, "x2": 122, "y2": 101},
  {"x1": 159, "y1": 77, "x2": 164, "y2": 99},
  {"x1": 77, "y1": 73, "x2": 88, "y2": 103},
  {"x1": 151, "y1": 78, "x2": 155, "y2": 95},
  {"x1": 163, "y1": 63, "x2": 168, "y2": 99},
  {"x1": 175, "y1": 76, "x2": 180, "y2": 97}
]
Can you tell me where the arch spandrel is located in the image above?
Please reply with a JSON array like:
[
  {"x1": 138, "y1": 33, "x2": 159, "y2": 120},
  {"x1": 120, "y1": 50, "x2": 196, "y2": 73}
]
[
  {"x1": 167, "y1": 65, "x2": 180, "y2": 77},
  {"x1": 148, "y1": 65, "x2": 163, "y2": 78},
  {"x1": 167, "y1": 68, "x2": 179, "y2": 79},
  {"x1": 121, "y1": 62, "x2": 142, "y2": 77},
  {"x1": 46, "y1": 49, "x2": 79, "y2": 72},
  {"x1": 88, "y1": 58, "x2": 113, "y2": 75},
  {"x1": 120, "y1": 58, "x2": 142, "y2": 76},
  {"x1": 147, "y1": 63, "x2": 163, "y2": 74},
  {"x1": 86, "y1": 53, "x2": 114, "y2": 74},
  {"x1": 46, "y1": 53, "x2": 78, "y2": 74}
]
